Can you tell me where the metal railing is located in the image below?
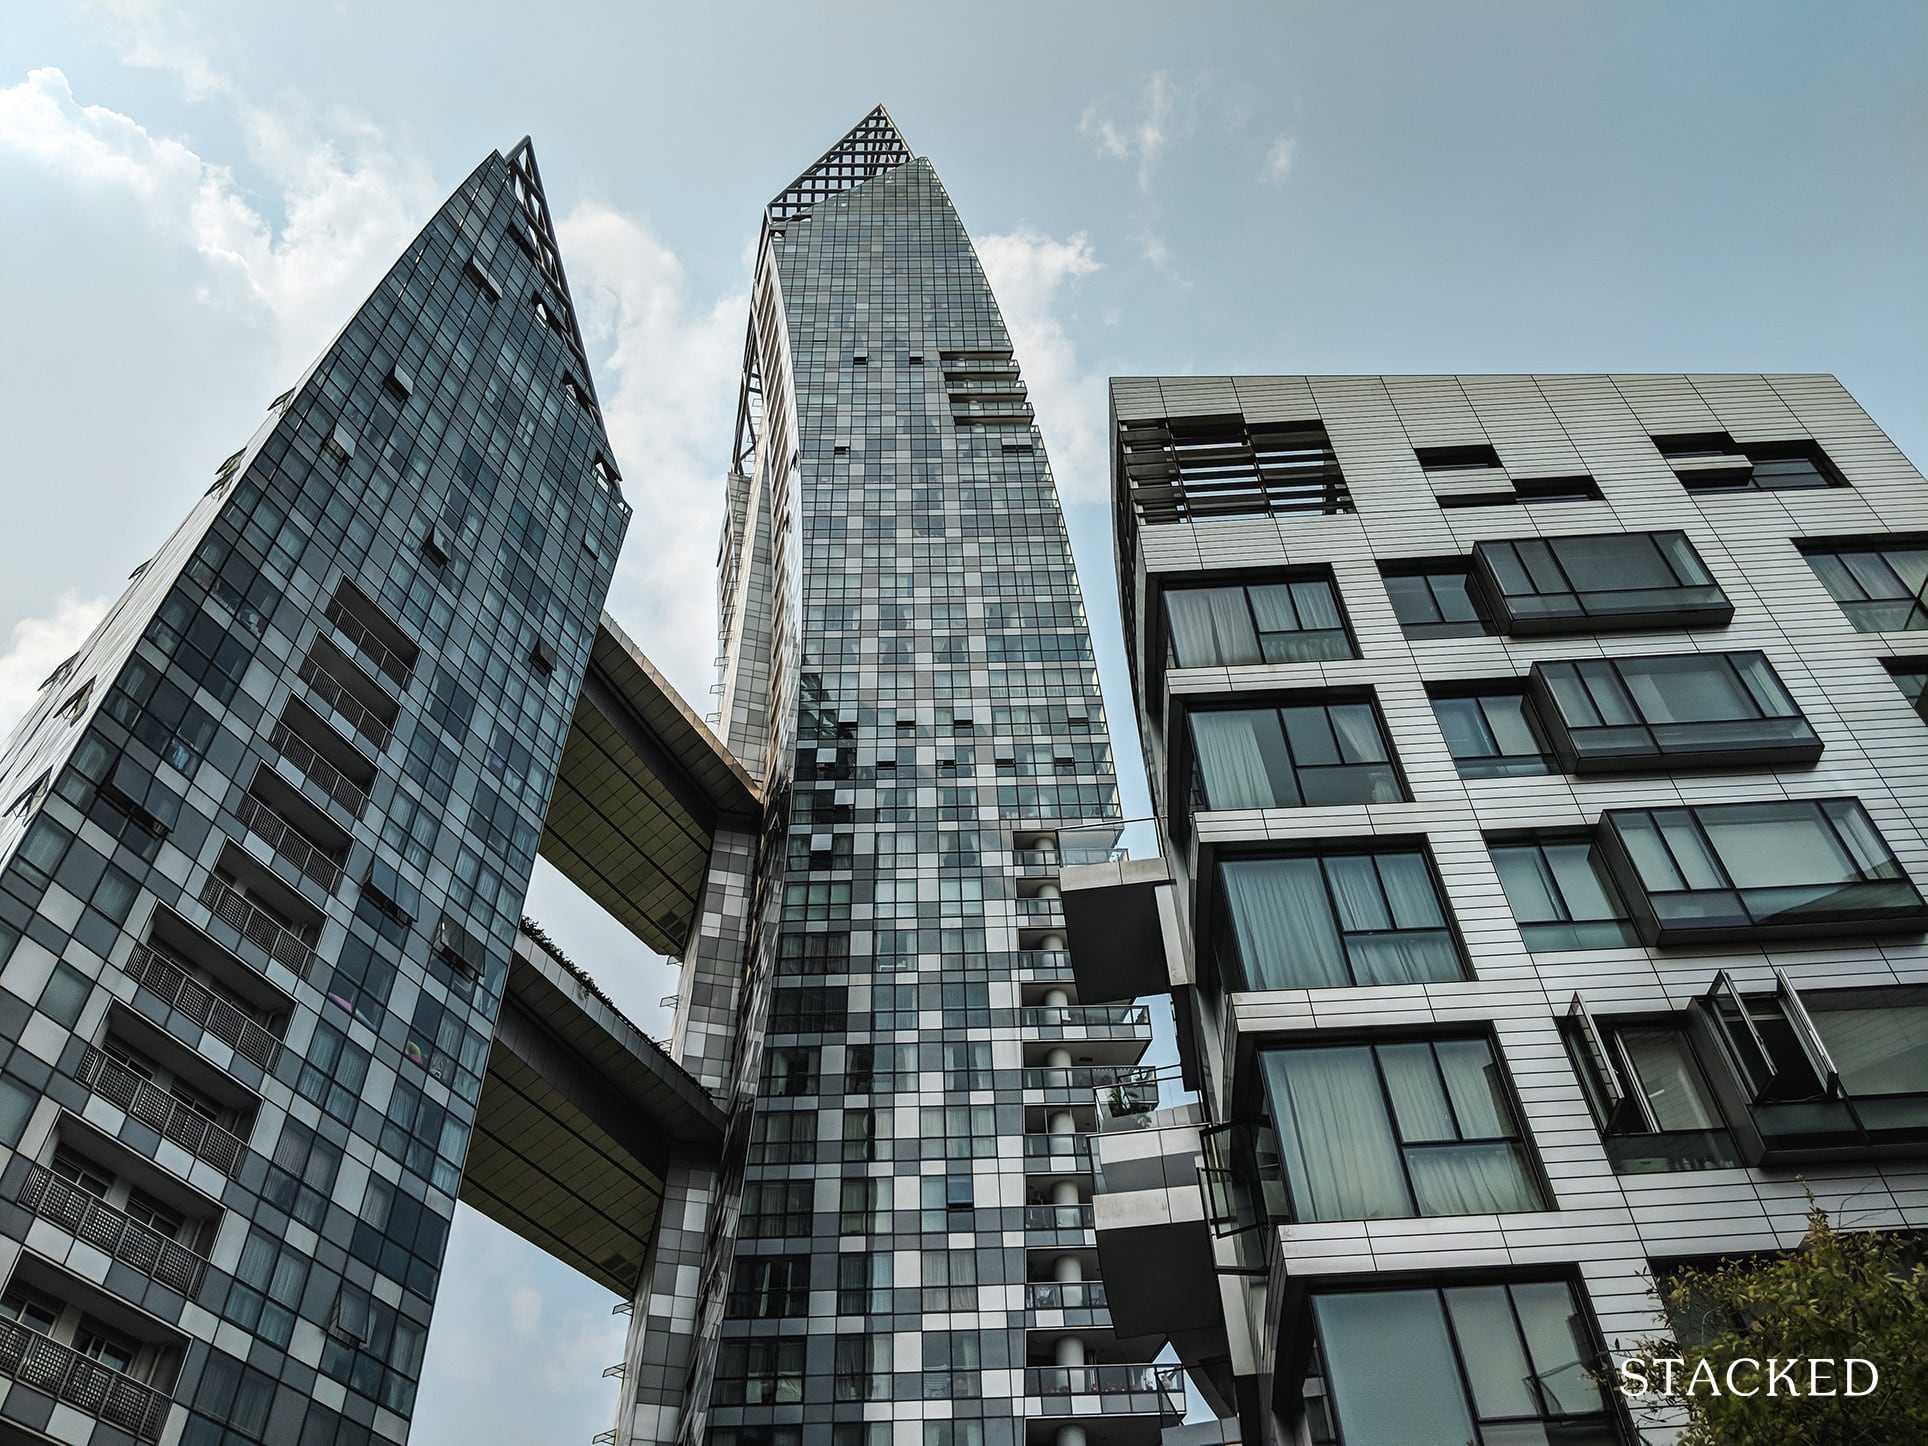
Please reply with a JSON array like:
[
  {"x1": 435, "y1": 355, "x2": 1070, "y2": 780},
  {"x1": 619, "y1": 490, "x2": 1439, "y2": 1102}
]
[
  {"x1": 1022, "y1": 1134, "x2": 1092, "y2": 1170},
  {"x1": 0, "y1": 1316, "x2": 171, "y2": 1441},
  {"x1": 198, "y1": 876, "x2": 318, "y2": 980},
  {"x1": 1020, "y1": 1003, "x2": 1151, "y2": 1030},
  {"x1": 1095, "y1": 1063, "x2": 1191, "y2": 1130},
  {"x1": 1024, "y1": 1280, "x2": 1108, "y2": 1311},
  {"x1": 267, "y1": 721, "x2": 369, "y2": 817},
  {"x1": 1024, "y1": 1363, "x2": 1185, "y2": 1417},
  {"x1": 124, "y1": 944, "x2": 280, "y2": 1071},
  {"x1": 296, "y1": 656, "x2": 393, "y2": 750},
  {"x1": 234, "y1": 795, "x2": 343, "y2": 891},
  {"x1": 1022, "y1": 1203, "x2": 1093, "y2": 1232},
  {"x1": 76, "y1": 1047, "x2": 247, "y2": 1178},
  {"x1": 324, "y1": 596, "x2": 414, "y2": 690},
  {"x1": 19, "y1": 1164, "x2": 207, "y2": 1298}
]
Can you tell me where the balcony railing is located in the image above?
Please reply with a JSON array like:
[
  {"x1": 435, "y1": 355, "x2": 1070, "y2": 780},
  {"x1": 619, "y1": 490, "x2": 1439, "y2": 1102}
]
[
  {"x1": 1020, "y1": 1003, "x2": 1151, "y2": 1030},
  {"x1": 324, "y1": 596, "x2": 414, "y2": 690},
  {"x1": 1015, "y1": 949, "x2": 1071, "y2": 975},
  {"x1": 1013, "y1": 847, "x2": 1061, "y2": 869},
  {"x1": 19, "y1": 1164, "x2": 207, "y2": 1298},
  {"x1": 1016, "y1": 897, "x2": 1065, "y2": 920},
  {"x1": 1024, "y1": 1363, "x2": 1185, "y2": 1418},
  {"x1": 267, "y1": 721, "x2": 368, "y2": 817},
  {"x1": 0, "y1": 1316, "x2": 171, "y2": 1441},
  {"x1": 76, "y1": 1047, "x2": 247, "y2": 1178},
  {"x1": 198, "y1": 876, "x2": 318, "y2": 980},
  {"x1": 1024, "y1": 1280, "x2": 1108, "y2": 1311},
  {"x1": 1022, "y1": 1134, "x2": 1092, "y2": 1171},
  {"x1": 1022, "y1": 1203, "x2": 1093, "y2": 1232},
  {"x1": 234, "y1": 795, "x2": 343, "y2": 891},
  {"x1": 124, "y1": 943, "x2": 281, "y2": 1071},
  {"x1": 1055, "y1": 817, "x2": 1163, "y2": 868},
  {"x1": 296, "y1": 657, "x2": 393, "y2": 750},
  {"x1": 1021, "y1": 1065, "x2": 1139, "y2": 1092}
]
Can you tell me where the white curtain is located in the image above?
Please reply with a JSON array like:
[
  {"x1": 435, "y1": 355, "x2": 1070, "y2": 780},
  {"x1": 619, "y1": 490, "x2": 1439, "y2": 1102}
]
[
  {"x1": 1166, "y1": 587, "x2": 1256, "y2": 666},
  {"x1": 1407, "y1": 1142, "x2": 1539, "y2": 1214},
  {"x1": 1263, "y1": 1048, "x2": 1411, "y2": 1219},
  {"x1": 1222, "y1": 859, "x2": 1345, "y2": 988},
  {"x1": 1191, "y1": 711, "x2": 1285, "y2": 808}
]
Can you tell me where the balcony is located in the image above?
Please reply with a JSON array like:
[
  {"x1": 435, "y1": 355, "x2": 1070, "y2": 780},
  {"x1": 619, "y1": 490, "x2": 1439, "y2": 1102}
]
[
  {"x1": 1023, "y1": 1133, "x2": 1093, "y2": 1173},
  {"x1": 324, "y1": 593, "x2": 415, "y2": 690},
  {"x1": 1058, "y1": 819, "x2": 1179, "y2": 1004},
  {"x1": 1025, "y1": 1363, "x2": 1185, "y2": 1418},
  {"x1": 267, "y1": 719, "x2": 370, "y2": 817},
  {"x1": 1091, "y1": 1108, "x2": 1222, "y2": 1341},
  {"x1": 198, "y1": 876, "x2": 318, "y2": 980},
  {"x1": 297, "y1": 655, "x2": 394, "y2": 750},
  {"x1": 76, "y1": 1047, "x2": 247, "y2": 1178},
  {"x1": 1022, "y1": 1202, "x2": 1093, "y2": 1233},
  {"x1": 124, "y1": 943, "x2": 281, "y2": 1071},
  {"x1": 1024, "y1": 1280, "x2": 1108, "y2": 1311},
  {"x1": 234, "y1": 794, "x2": 344, "y2": 892},
  {"x1": 18, "y1": 1164, "x2": 208, "y2": 1298},
  {"x1": 0, "y1": 1316, "x2": 171, "y2": 1441},
  {"x1": 1015, "y1": 896, "x2": 1066, "y2": 925},
  {"x1": 1019, "y1": 1003, "x2": 1151, "y2": 1032}
]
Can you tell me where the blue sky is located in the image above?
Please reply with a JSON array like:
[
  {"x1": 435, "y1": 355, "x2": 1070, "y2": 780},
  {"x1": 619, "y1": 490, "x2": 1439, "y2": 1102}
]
[{"x1": 1, "y1": 2, "x2": 1923, "y2": 1439}]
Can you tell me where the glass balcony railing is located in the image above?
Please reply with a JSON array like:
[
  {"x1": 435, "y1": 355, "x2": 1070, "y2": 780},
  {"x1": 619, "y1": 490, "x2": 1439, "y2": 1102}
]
[
  {"x1": 19, "y1": 1163, "x2": 207, "y2": 1298},
  {"x1": 1055, "y1": 817, "x2": 1163, "y2": 868},
  {"x1": 1024, "y1": 1280, "x2": 1108, "y2": 1311},
  {"x1": 1022, "y1": 1134, "x2": 1093, "y2": 1172},
  {"x1": 1024, "y1": 1363, "x2": 1185, "y2": 1418},
  {"x1": 1021, "y1": 1203, "x2": 1093, "y2": 1232},
  {"x1": 1019, "y1": 1003, "x2": 1151, "y2": 1030}
]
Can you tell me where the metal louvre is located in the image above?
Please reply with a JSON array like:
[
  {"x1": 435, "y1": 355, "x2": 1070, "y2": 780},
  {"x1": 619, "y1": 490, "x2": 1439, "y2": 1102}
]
[{"x1": 1120, "y1": 414, "x2": 1352, "y2": 524}]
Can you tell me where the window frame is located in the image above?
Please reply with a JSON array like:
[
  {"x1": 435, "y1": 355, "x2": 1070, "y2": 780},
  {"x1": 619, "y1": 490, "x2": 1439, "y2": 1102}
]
[
  {"x1": 1469, "y1": 529, "x2": 1733, "y2": 634},
  {"x1": 1159, "y1": 570, "x2": 1357, "y2": 670},
  {"x1": 1527, "y1": 649, "x2": 1821, "y2": 772},
  {"x1": 1803, "y1": 539, "x2": 1928, "y2": 634},
  {"x1": 1562, "y1": 996, "x2": 1744, "y2": 1175},
  {"x1": 1488, "y1": 835, "x2": 1639, "y2": 951},
  {"x1": 1381, "y1": 562, "x2": 1491, "y2": 639},
  {"x1": 1428, "y1": 684, "x2": 1554, "y2": 778},
  {"x1": 1183, "y1": 694, "x2": 1407, "y2": 814}
]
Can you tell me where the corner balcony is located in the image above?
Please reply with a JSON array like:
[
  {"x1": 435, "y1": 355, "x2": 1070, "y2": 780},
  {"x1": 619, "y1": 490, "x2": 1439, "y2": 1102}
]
[
  {"x1": 1057, "y1": 819, "x2": 1182, "y2": 1004},
  {"x1": 1090, "y1": 1075, "x2": 1222, "y2": 1346},
  {"x1": 1022, "y1": 1363, "x2": 1185, "y2": 1445}
]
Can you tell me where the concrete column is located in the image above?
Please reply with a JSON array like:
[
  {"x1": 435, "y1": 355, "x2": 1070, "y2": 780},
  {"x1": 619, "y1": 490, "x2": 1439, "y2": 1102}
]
[
  {"x1": 1037, "y1": 882, "x2": 1060, "y2": 899},
  {"x1": 1045, "y1": 1047, "x2": 1072, "y2": 1069},
  {"x1": 1054, "y1": 1429, "x2": 1087, "y2": 1446},
  {"x1": 1053, "y1": 1253, "x2": 1082, "y2": 1283},
  {"x1": 1054, "y1": 1334, "x2": 1087, "y2": 1367},
  {"x1": 1048, "y1": 1109, "x2": 1075, "y2": 1135},
  {"x1": 1043, "y1": 988, "x2": 1069, "y2": 1008}
]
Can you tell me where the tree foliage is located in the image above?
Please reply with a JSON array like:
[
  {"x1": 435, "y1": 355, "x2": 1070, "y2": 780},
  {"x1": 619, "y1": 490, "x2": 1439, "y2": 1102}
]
[{"x1": 1625, "y1": 1207, "x2": 1928, "y2": 1446}]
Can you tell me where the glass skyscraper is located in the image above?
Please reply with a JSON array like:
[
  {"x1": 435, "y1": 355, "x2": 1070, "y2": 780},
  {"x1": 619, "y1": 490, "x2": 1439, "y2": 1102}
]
[
  {"x1": 0, "y1": 141, "x2": 628, "y2": 1445},
  {"x1": 617, "y1": 110, "x2": 1171, "y2": 1445}
]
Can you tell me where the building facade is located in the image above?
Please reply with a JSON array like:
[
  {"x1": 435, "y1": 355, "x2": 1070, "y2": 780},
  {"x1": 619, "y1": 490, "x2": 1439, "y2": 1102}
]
[
  {"x1": 1069, "y1": 374, "x2": 1928, "y2": 1446},
  {"x1": 0, "y1": 141, "x2": 633, "y2": 1445},
  {"x1": 616, "y1": 111, "x2": 1177, "y2": 1446}
]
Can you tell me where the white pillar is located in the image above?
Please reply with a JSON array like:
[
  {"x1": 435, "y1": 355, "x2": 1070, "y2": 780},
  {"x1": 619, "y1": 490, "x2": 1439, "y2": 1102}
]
[
  {"x1": 1045, "y1": 1047, "x2": 1072, "y2": 1069},
  {"x1": 1043, "y1": 988, "x2": 1069, "y2": 1008},
  {"x1": 1053, "y1": 1253, "x2": 1083, "y2": 1283},
  {"x1": 1054, "y1": 1334, "x2": 1087, "y2": 1367},
  {"x1": 1054, "y1": 1428, "x2": 1087, "y2": 1446}
]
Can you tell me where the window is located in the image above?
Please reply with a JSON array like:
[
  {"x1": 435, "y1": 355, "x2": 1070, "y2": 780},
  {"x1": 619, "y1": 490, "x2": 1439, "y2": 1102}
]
[
  {"x1": 1531, "y1": 650, "x2": 1819, "y2": 770},
  {"x1": 0, "y1": 1287, "x2": 58, "y2": 1334},
  {"x1": 1701, "y1": 978, "x2": 1928, "y2": 1147},
  {"x1": 1382, "y1": 564, "x2": 1489, "y2": 638},
  {"x1": 1563, "y1": 1004, "x2": 1742, "y2": 1173},
  {"x1": 726, "y1": 1255, "x2": 809, "y2": 1319},
  {"x1": 748, "y1": 1110, "x2": 816, "y2": 1165},
  {"x1": 1489, "y1": 838, "x2": 1637, "y2": 950},
  {"x1": 921, "y1": 1250, "x2": 978, "y2": 1311},
  {"x1": 1188, "y1": 701, "x2": 1403, "y2": 810},
  {"x1": 1310, "y1": 1281, "x2": 1614, "y2": 1446},
  {"x1": 1804, "y1": 541, "x2": 1928, "y2": 632},
  {"x1": 769, "y1": 985, "x2": 845, "y2": 1033},
  {"x1": 922, "y1": 1330, "x2": 981, "y2": 1399},
  {"x1": 836, "y1": 1252, "x2": 892, "y2": 1315},
  {"x1": 840, "y1": 1107, "x2": 884, "y2": 1163},
  {"x1": 739, "y1": 1181, "x2": 812, "y2": 1239},
  {"x1": 1885, "y1": 658, "x2": 1928, "y2": 716},
  {"x1": 1599, "y1": 798, "x2": 1928, "y2": 942},
  {"x1": 225, "y1": 1226, "x2": 310, "y2": 1347},
  {"x1": 920, "y1": 1173, "x2": 973, "y2": 1230},
  {"x1": 918, "y1": 1105, "x2": 998, "y2": 1159},
  {"x1": 1163, "y1": 576, "x2": 1353, "y2": 666},
  {"x1": 834, "y1": 1334, "x2": 890, "y2": 1401},
  {"x1": 942, "y1": 1041, "x2": 991, "y2": 1091},
  {"x1": 1430, "y1": 687, "x2": 1552, "y2": 777},
  {"x1": 1261, "y1": 1039, "x2": 1540, "y2": 1221},
  {"x1": 1470, "y1": 530, "x2": 1731, "y2": 633},
  {"x1": 1217, "y1": 849, "x2": 1463, "y2": 990},
  {"x1": 1655, "y1": 433, "x2": 1845, "y2": 492},
  {"x1": 712, "y1": 1338, "x2": 804, "y2": 1406},
  {"x1": 761, "y1": 1047, "x2": 818, "y2": 1097},
  {"x1": 838, "y1": 1177, "x2": 890, "y2": 1235}
]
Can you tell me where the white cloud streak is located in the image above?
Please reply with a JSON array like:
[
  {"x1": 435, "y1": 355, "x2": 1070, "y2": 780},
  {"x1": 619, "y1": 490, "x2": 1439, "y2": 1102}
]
[
  {"x1": 1260, "y1": 134, "x2": 1298, "y2": 186},
  {"x1": 1078, "y1": 70, "x2": 1183, "y2": 194},
  {"x1": 0, "y1": 594, "x2": 109, "y2": 741},
  {"x1": 0, "y1": 67, "x2": 436, "y2": 374},
  {"x1": 976, "y1": 229, "x2": 1106, "y2": 506}
]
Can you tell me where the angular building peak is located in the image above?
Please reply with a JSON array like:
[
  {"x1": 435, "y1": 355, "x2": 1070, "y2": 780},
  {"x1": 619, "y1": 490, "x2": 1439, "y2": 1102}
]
[
  {"x1": 503, "y1": 136, "x2": 611, "y2": 429},
  {"x1": 763, "y1": 103, "x2": 913, "y2": 222}
]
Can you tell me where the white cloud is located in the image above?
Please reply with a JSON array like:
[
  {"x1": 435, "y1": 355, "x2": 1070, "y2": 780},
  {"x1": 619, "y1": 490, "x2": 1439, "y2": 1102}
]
[
  {"x1": 557, "y1": 203, "x2": 747, "y2": 705},
  {"x1": 81, "y1": 0, "x2": 230, "y2": 99},
  {"x1": 976, "y1": 229, "x2": 1107, "y2": 506},
  {"x1": 0, "y1": 594, "x2": 109, "y2": 741},
  {"x1": 1079, "y1": 70, "x2": 1184, "y2": 194},
  {"x1": 509, "y1": 1286, "x2": 543, "y2": 1341},
  {"x1": 1260, "y1": 134, "x2": 1298, "y2": 186},
  {"x1": 0, "y1": 67, "x2": 435, "y2": 374}
]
